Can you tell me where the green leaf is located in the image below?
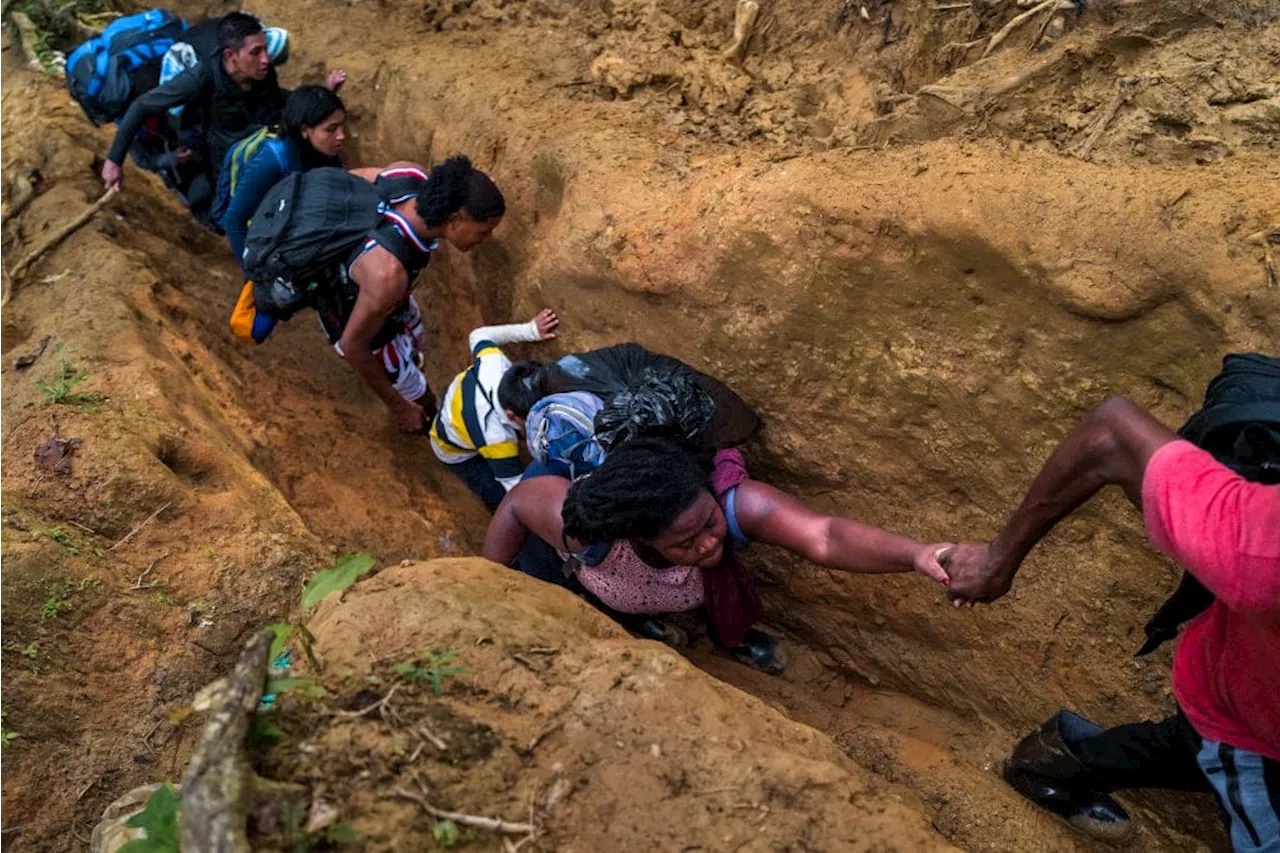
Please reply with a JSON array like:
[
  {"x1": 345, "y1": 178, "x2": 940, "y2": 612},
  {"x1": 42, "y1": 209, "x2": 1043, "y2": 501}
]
[
  {"x1": 432, "y1": 819, "x2": 460, "y2": 848},
  {"x1": 247, "y1": 713, "x2": 282, "y2": 745},
  {"x1": 300, "y1": 553, "x2": 375, "y2": 611},
  {"x1": 265, "y1": 676, "x2": 327, "y2": 699},
  {"x1": 327, "y1": 822, "x2": 360, "y2": 844},
  {"x1": 267, "y1": 622, "x2": 293, "y2": 663},
  {"x1": 120, "y1": 783, "x2": 180, "y2": 853}
]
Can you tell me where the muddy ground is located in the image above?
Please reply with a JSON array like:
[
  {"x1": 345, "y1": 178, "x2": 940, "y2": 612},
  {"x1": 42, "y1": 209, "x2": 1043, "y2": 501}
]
[{"x1": 2, "y1": 0, "x2": 1278, "y2": 850}]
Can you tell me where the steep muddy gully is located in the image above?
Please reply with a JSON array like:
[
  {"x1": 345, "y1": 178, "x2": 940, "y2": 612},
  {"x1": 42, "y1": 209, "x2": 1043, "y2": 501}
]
[{"x1": 4, "y1": 0, "x2": 1279, "y2": 850}]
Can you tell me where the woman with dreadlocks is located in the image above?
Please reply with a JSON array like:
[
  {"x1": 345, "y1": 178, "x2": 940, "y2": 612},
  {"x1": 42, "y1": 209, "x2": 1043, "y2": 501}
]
[{"x1": 483, "y1": 436, "x2": 954, "y2": 674}]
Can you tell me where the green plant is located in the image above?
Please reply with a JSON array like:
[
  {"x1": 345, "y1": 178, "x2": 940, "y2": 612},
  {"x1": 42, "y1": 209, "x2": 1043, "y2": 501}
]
[
  {"x1": 46, "y1": 526, "x2": 80, "y2": 555},
  {"x1": 151, "y1": 591, "x2": 180, "y2": 607},
  {"x1": 300, "y1": 553, "x2": 376, "y2": 610},
  {"x1": 432, "y1": 819, "x2": 460, "y2": 848},
  {"x1": 6, "y1": 641, "x2": 42, "y2": 674},
  {"x1": 120, "y1": 782, "x2": 180, "y2": 853},
  {"x1": 40, "y1": 597, "x2": 64, "y2": 620},
  {"x1": 270, "y1": 553, "x2": 376, "y2": 670},
  {"x1": 326, "y1": 822, "x2": 360, "y2": 844},
  {"x1": 1, "y1": 710, "x2": 19, "y2": 746},
  {"x1": 36, "y1": 352, "x2": 106, "y2": 411},
  {"x1": 200, "y1": 545, "x2": 217, "y2": 558},
  {"x1": 392, "y1": 650, "x2": 464, "y2": 696}
]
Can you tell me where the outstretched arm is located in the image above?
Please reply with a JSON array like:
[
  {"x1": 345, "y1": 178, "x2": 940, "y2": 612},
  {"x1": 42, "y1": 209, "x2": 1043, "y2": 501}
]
[
  {"x1": 732, "y1": 481, "x2": 952, "y2": 583},
  {"x1": 468, "y1": 309, "x2": 558, "y2": 351},
  {"x1": 947, "y1": 396, "x2": 1176, "y2": 605},
  {"x1": 483, "y1": 476, "x2": 574, "y2": 566},
  {"x1": 103, "y1": 68, "x2": 205, "y2": 189}
]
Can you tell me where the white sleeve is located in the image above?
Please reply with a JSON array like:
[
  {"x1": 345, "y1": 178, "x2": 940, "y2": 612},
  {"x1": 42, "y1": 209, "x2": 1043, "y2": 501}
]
[{"x1": 468, "y1": 321, "x2": 541, "y2": 351}]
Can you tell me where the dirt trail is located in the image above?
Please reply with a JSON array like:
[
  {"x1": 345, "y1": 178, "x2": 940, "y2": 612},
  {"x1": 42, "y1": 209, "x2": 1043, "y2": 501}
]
[{"x1": 2, "y1": 1, "x2": 1278, "y2": 850}]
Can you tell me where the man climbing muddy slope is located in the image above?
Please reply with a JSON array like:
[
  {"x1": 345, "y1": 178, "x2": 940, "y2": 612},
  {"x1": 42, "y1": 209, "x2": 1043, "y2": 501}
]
[
  {"x1": 947, "y1": 354, "x2": 1280, "y2": 850},
  {"x1": 100, "y1": 13, "x2": 338, "y2": 196},
  {"x1": 240, "y1": 156, "x2": 506, "y2": 432}
]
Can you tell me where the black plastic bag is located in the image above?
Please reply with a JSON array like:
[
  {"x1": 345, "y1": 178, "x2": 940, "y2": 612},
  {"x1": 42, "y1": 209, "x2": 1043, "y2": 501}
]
[{"x1": 541, "y1": 342, "x2": 760, "y2": 450}]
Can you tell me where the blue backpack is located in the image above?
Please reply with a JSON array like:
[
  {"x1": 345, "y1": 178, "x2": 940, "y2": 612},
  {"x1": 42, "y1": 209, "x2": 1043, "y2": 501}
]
[
  {"x1": 65, "y1": 9, "x2": 187, "y2": 125},
  {"x1": 525, "y1": 392, "x2": 608, "y2": 479}
]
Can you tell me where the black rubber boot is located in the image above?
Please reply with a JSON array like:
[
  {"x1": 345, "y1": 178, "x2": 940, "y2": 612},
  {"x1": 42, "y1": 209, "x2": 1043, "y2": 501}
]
[
  {"x1": 634, "y1": 617, "x2": 690, "y2": 648},
  {"x1": 730, "y1": 627, "x2": 787, "y2": 676},
  {"x1": 1003, "y1": 710, "x2": 1135, "y2": 844}
]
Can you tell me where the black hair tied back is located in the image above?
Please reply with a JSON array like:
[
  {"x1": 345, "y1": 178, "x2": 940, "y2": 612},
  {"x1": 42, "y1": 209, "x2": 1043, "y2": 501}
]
[{"x1": 417, "y1": 155, "x2": 506, "y2": 227}]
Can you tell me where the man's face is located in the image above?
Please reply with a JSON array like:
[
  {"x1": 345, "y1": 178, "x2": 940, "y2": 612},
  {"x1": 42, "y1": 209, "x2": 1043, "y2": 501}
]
[
  {"x1": 226, "y1": 33, "x2": 270, "y2": 81},
  {"x1": 443, "y1": 213, "x2": 502, "y2": 253}
]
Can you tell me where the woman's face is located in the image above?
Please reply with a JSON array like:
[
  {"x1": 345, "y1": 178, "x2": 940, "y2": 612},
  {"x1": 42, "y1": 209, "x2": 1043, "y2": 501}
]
[
  {"x1": 443, "y1": 212, "x2": 502, "y2": 252},
  {"x1": 644, "y1": 490, "x2": 727, "y2": 569},
  {"x1": 301, "y1": 109, "x2": 346, "y2": 157}
]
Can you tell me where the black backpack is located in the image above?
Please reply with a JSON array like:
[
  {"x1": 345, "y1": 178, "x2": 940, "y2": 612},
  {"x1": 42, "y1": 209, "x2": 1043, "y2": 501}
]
[
  {"x1": 65, "y1": 9, "x2": 187, "y2": 125},
  {"x1": 1137, "y1": 352, "x2": 1280, "y2": 655},
  {"x1": 242, "y1": 168, "x2": 386, "y2": 315}
]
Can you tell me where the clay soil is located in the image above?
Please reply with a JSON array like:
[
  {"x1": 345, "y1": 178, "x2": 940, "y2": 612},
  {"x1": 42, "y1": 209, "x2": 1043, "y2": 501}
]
[{"x1": 2, "y1": 0, "x2": 1278, "y2": 850}]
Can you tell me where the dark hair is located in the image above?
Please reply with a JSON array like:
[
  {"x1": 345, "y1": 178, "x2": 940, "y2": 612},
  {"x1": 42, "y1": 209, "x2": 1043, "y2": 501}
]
[
  {"x1": 282, "y1": 86, "x2": 345, "y2": 149},
  {"x1": 218, "y1": 12, "x2": 264, "y2": 53},
  {"x1": 561, "y1": 436, "x2": 713, "y2": 544},
  {"x1": 498, "y1": 360, "x2": 548, "y2": 418},
  {"x1": 417, "y1": 155, "x2": 506, "y2": 227}
]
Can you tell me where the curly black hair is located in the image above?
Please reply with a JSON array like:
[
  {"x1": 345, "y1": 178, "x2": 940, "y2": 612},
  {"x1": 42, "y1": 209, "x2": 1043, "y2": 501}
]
[
  {"x1": 561, "y1": 436, "x2": 713, "y2": 543},
  {"x1": 417, "y1": 155, "x2": 505, "y2": 227}
]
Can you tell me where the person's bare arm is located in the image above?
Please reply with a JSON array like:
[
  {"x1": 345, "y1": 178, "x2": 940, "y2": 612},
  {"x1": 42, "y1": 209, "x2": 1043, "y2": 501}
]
[
  {"x1": 947, "y1": 396, "x2": 1177, "y2": 605},
  {"x1": 733, "y1": 481, "x2": 952, "y2": 583},
  {"x1": 483, "y1": 477, "x2": 575, "y2": 566},
  {"x1": 341, "y1": 249, "x2": 421, "y2": 430}
]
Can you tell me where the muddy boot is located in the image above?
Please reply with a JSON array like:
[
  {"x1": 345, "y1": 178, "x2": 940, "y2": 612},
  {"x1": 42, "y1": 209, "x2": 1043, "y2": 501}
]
[
  {"x1": 635, "y1": 617, "x2": 690, "y2": 648},
  {"x1": 731, "y1": 627, "x2": 787, "y2": 676},
  {"x1": 1003, "y1": 710, "x2": 1135, "y2": 844}
]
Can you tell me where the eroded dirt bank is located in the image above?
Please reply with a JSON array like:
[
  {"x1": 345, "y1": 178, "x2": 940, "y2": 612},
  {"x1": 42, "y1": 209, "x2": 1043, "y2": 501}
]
[{"x1": 3, "y1": 0, "x2": 1279, "y2": 850}]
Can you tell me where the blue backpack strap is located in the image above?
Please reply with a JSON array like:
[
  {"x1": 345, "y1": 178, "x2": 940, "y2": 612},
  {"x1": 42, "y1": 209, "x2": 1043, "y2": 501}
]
[{"x1": 723, "y1": 487, "x2": 749, "y2": 551}]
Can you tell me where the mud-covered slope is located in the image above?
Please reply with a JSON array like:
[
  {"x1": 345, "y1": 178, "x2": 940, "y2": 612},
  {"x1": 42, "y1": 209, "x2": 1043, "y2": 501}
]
[{"x1": 278, "y1": 557, "x2": 961, "y2": 852}]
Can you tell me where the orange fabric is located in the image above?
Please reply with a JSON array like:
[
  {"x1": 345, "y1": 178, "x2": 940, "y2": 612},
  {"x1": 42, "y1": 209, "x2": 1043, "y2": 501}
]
[{"x1": 229, "y1": 281, "x2": 259, "y2": 343}]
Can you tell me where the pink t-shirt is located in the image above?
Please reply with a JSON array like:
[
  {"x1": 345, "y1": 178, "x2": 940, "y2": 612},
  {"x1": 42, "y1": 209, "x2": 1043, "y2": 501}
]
[
  {"x1": 575, "y1": 540, "x2": 706, "y2": 615},
  {"x1": 1142, "y1": 440, "x2": 1280, "y2": 759}
]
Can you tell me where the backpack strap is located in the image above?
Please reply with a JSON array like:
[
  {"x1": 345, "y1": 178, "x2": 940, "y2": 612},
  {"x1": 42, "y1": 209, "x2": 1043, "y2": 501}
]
[
  {"x1": 226, "y1": 127, "x2": 275, "y2": 197},
  {"x1": 722, "y1": 487, "x2": 750, "y2": 551},
  {"x1": 374, "y1": 165, "x2": 429, "y2": 205},
  {"x1": 354, "y1": 209, "x2": 435, "y2": 281},
  {"x1": 459, "y1": 364, "x2": 487, "y2": 451}
]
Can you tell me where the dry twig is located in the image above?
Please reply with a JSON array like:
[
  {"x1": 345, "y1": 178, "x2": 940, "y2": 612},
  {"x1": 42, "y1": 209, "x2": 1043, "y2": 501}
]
[
  {"x1": 981, "y1": 0, "x2": 1075, "y2": 58},
  {"x1": 1077, "y1": 78, "x2": 1137, "y2": 160},
  {"x1": 418, "y1": 724, "x2": 448, "y2": 751},
  {"x1": 328, "y1": 684, "x2": 401, "y2": 719},
  {"x1": 721, "y1": 0, "x2": 760, "y2": 64},
  {"x1": 133, "y1": 553, "x2": 170, "y2": 590},
  {"x1": 9, "y1": 189, "x2": 116, "y2": 281},
  {"x1": 524, "y1": 720, "x2": 564, "y2": 755},
  {"x1": 110, "y1": 502, "x2": 172, "y2": 552},
  {"x1": 392, "y1": 788, "x2": 534, "y2": 835}
]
